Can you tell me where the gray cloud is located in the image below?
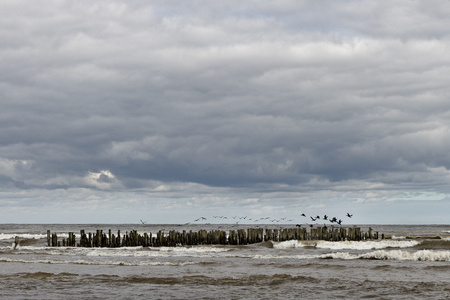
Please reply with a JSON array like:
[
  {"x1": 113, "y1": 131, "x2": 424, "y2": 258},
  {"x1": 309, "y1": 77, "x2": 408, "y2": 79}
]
[{"x1": 1, "y1": 0, "x2": 450, "y2": 223}]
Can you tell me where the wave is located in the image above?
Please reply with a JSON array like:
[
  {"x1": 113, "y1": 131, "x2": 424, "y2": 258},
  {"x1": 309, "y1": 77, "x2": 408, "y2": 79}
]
[
  {"x1": 5, "y1": 245, "x2": 232, "y2": 258},
  {"x1": 392, "y1": 234, "x2": 448, "y2": 240},
  {"x1": 0, "y1": 233, "x2": 48, "y2": 240},
  {"x1": 0, "y1": 256, "x2": 197, "y2": 266},
  {"x1": 321, "y1": 250, "x2": 450, "y2": 261},
  {"x1": 272, "y1": 239, "x2": 420, "y2": 250}
]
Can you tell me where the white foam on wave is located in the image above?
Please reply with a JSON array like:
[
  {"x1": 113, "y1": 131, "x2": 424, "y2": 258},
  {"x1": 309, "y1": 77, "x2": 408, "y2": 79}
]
[
  {"x1": 251, "y1": 253, "x2": 319, "y2": 260},
  {"x1": 362, "y1": 250, "x2": 450, "y2": 261},
  {"x1": 273, "y1": 239, "x2": 420, "y2": 250},
  {"x1": 315, "y1": 240, "x2": 420, "y2": 250},
  {"x1": 4, "y1": 245, "x2": 233, "y2": 260},
  {"x1": 81, "y1": 246, "x2": 231, "y2": 258},
  {"x1": 272, "y1": 240, "x2": 317, "y2": 249},
  {"x1": 157, "y1": 246, "x2": 231, "y2": 253},
  {"x1": 0, "y1": 233, "x2": 48, "y2": 240},
  {"x1": 321, "y1": 250, "x2": 450, "y2": 261}
]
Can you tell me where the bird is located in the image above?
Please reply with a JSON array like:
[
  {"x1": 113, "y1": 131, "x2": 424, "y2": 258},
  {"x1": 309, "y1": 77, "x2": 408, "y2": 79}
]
[
  {"x1": 346, "y1": 213, "x2": 353, "y2": 218},
  {"x1": 310, "y1": 216, "x2": 316, "y2": 221},
  {"x1": 296, "y1": 224, "x2": 302, "y2": 227},
  {"x1": 323, "y1": 215, "x2": 328, "y2": 220},
  {"x1": 301, "y1": 213, "x2": 306, "y2": 217},
  {"x1": 140, "y1": 219, "x2": 147, "y2": 224}
]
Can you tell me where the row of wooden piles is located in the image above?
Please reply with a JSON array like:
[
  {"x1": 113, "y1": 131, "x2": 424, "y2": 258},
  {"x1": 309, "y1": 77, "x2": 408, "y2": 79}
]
[{"x1": 47, "y1": 226, "x2": 381, "y2": 248}]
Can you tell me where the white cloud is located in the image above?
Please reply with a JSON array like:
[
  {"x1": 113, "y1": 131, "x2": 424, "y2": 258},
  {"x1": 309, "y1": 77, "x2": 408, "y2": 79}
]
[
  {"x1": 84, "y1": 170, "x2": 120, "y2": 189},
  {"x1": 0, "y1": 158, "x2": 33, "y2": 176}
]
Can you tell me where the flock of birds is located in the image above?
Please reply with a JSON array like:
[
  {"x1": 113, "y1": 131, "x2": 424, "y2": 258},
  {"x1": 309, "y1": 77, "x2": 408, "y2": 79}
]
[
  {"x1": 297, "y1": 212, "x2": 353, "y2": 227},
  {"x1": 141, "y1": 212, "x2": 354, "y2": 228}
]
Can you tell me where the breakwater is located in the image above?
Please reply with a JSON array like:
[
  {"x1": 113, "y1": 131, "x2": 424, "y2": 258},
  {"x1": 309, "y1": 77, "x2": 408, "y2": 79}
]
[{"x1": 46, "y1": 226, "x2": 381, "y2": 247}]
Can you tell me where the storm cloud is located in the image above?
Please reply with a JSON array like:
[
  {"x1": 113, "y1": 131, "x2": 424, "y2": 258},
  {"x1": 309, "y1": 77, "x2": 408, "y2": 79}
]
[{"x1": 1, "y1": 0, "x2": 449, "y2": 223}]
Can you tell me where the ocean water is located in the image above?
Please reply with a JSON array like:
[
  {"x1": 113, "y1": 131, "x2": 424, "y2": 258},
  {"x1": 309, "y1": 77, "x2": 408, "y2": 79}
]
[{"x1": 1, "y1": 224, "x2": 449, "y2": 300}]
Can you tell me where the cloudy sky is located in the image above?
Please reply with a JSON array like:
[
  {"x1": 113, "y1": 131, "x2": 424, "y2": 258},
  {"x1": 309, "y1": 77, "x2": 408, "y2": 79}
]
[{"x1": 1, "y1": 0, "x2": 449, "y2": 224}]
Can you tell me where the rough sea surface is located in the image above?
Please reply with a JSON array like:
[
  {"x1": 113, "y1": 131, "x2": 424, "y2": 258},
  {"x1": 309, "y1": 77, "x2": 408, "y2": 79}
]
[{"x1": 1, "y1": 224, "x2": 449, "y2": 299}]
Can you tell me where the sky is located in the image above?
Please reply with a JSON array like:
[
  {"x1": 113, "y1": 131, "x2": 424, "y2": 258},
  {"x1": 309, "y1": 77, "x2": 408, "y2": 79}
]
[{"x1": 1, "y1": 0, "x2": 450, "y2": 224}]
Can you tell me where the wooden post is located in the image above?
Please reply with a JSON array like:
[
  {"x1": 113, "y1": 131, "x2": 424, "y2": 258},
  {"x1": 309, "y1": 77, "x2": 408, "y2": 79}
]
[
  {"x1": 13, "y1": 236, "x2": 19, "y2": 249},
  {"x1": 52, "y1": 233, "x2": 57, "y2": 247},
  {"x1": 45, "y1": 226, "x2": 384, "y2": 248}
]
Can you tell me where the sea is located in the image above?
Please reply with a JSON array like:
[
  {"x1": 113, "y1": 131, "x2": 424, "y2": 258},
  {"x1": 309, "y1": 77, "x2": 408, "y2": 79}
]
[{"x1": 1, "y1": 224, "x2": 449, "y2": 300}]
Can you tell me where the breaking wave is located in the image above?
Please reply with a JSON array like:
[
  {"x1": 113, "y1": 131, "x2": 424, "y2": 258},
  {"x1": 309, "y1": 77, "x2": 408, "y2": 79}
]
[
  {"x1": 3, "y1": 245, "x2": 233, "y2": 258},
  {"x1": 321, "y1": 250, "x2": 450, "y2": 261},
  {"x1": 272, "y1": 239, "x2": 420, "y2": 250},
  {"x1": 0, "y1": 233, "x2": 47, "y2": 240}
]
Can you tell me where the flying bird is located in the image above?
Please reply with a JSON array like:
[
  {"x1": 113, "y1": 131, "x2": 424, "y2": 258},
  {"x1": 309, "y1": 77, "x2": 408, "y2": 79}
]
[
  {"x1": 140, "y1": 219, "x2": 147, "y2": 224},
  {"x1": 346, "y1": 213, "x2": 353, "y2": 218}
]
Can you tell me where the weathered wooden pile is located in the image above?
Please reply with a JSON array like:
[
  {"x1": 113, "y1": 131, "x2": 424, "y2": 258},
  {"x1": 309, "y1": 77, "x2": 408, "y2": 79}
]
[{"x1": 47, "y1": 226, "x2": 381, "y2": 248}]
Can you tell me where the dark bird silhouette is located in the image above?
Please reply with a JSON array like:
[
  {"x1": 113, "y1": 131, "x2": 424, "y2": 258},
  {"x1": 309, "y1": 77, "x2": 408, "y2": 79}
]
[
  {"x1": 296, "y1": 224, "x2": 302, "y2": 227},
  {"x1": 301, "y1": 213, "x2": 306, "y2": 217},
  {"x1": 310, "y1": 216, "x2": 316, "y2": 221},
  {"x1": 337, "y1": 219, "x2": 343, "y2": 225},
  {"x1": 323, "y1": 215, "x2": 328, "y2": 220},
  {"x1": 140, "y1": 219, "x2": 147, "y2": 224},
  {"x1": 346, "y1": 213, "x2": 353, "y2": 218}
]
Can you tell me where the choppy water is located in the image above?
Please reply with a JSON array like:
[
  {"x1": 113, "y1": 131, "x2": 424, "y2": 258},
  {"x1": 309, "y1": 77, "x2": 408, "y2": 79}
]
[{"x1": 1, "y1": 224, "x2": 449, "y2": 299}]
